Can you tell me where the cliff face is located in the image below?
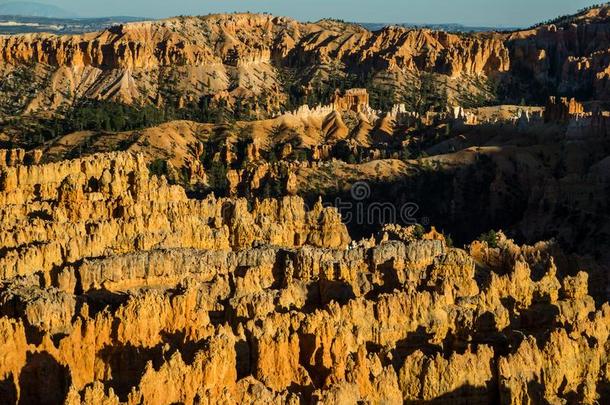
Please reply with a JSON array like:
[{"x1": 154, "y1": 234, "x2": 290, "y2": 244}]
[
  {"x1": 1, "y1": 8, "x2": 609, "y2": 115},
  {"x1": 0, "y1": 13, "x2": 513, "y2": 114},
  {"x1": 0, "y1": 15, "x2": 292, "y2": 69},
  {"x1": 0, "y1": 14, "x2": 313, "y2": 114},
  {"x1": 506, "y1": 6, "x2": 610, "y2": 100},
  {"x1": 0, "y1": 16, "x2": 510, "y2": 74},
  {"x1": 0, "y1": 151, "x2": 608, "y2": 404},
  {"x1": 286, "y1": 26, "x2": 510, "y2": 77}
]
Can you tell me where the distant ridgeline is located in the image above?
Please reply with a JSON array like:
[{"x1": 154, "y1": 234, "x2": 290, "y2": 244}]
[
  {"x1": 0, "y1": 16, "x2": 515, "y2": 36},
  {"x1": 0, "y1": 15, "x2": 145, "y2": 35},
  {"x1": 360, "y1": 22, "x2": 520, "y2": 33}
]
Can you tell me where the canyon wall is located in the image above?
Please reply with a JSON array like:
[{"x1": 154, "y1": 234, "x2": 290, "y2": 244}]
[
  {"x1": 1, "y1": 7, "x2": 608, "y2": 114},
  {"x1": 0, "y1": 13, "x2": 512, "y2": 113}
]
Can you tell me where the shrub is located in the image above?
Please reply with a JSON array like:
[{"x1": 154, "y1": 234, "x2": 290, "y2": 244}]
[
  {"x1": 148, "y1": 159, "x2": 169, "y2": 177},
  {"x1": 413, "y1": 224, "x2": 426, "y2": 239},
  {"x1": 207, "y1": 161, "x2": 228, "y2": 192},
  {"x1": 478, "y1": 230, "x2": 499, "y2": 248}
]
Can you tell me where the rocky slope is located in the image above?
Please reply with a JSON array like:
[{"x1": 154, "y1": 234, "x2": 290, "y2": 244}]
[
  {"x1": 0, "y1": 151, "x2": 608, "y2": 404},
  {"x1": 506, "y1": 5, "x2": 610, "y2": 101},
  {"x1": 36, "y1": 94, "x2": 610, "y2": 279},
  {"x1": 1, "y1": 5, "x2": 607, "y2": 120},
  {"x1": 0, "y1": 5, "x2": 608, "y2": 120}
]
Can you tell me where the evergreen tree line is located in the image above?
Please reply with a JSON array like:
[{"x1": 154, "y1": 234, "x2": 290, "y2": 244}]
[
  {"x1": 528, "y1": 3, "x2": 606, "y2": 29},
  {"x1": 18, "y1": 66, "x2": 498, "y2": 149}
]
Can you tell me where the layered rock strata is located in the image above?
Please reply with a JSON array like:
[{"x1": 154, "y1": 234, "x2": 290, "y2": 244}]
[{"x1": 1, "y1": 7, "x2": 609, "y2": 120}]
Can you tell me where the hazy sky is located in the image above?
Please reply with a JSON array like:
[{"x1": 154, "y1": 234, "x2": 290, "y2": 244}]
[{"x1": 24, "y1": 0, "x2": 603, "y2": 26}]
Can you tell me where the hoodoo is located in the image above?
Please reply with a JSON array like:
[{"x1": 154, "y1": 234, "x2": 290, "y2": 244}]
[{"x1": 0, "y1": 3, "x2": 609, "y2": 405}]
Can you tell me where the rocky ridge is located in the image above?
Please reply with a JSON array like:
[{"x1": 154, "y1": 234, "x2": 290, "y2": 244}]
[
  {"x1": 3, "y1": 6, "x2": 609, "y2": 116},
  {"x1": 0, "y1": 7, "x2": 580, "y2": 117}
]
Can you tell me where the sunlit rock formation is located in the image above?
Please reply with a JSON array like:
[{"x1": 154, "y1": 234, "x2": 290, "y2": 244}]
[{"x1": 0, "y1": 152, "x2": 608, "y2": 403}]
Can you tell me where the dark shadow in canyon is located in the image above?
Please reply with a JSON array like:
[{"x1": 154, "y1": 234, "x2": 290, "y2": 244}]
[{"x1": 17, "y1": 351, "x2": 71, "y2": 405}]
